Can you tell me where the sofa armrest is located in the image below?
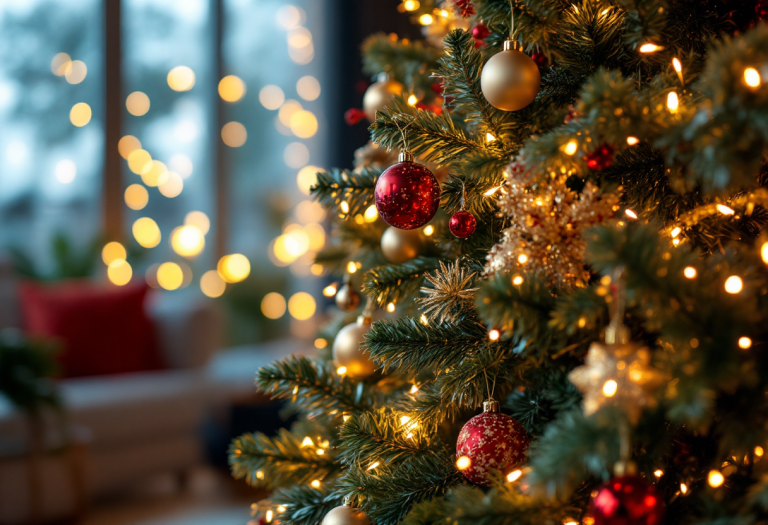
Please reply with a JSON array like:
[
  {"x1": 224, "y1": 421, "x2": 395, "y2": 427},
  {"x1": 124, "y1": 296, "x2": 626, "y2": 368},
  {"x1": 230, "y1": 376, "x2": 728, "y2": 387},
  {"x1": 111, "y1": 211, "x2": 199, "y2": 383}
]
[{"x1": 147, "y1": 291, "x2": 224, "y2": 369}]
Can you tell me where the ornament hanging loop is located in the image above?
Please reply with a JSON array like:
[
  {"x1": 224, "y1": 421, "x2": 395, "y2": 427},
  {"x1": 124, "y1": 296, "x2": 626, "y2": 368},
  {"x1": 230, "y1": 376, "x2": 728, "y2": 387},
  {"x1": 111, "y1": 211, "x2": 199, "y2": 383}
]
[
  {"x1": 392, "y1": 115, "x2": 414, "y2": 158},
  {"x1": 460, "y1": 181, "x2": 467, "y2": 211}
]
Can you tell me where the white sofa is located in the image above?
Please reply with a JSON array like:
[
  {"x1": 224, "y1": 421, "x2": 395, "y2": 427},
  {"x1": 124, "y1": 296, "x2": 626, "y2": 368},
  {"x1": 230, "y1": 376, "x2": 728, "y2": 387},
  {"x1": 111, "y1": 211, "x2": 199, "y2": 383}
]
[
  {"x1": 0, "y1": 253, "x2": 309, "y2": 524},
  {"x1": 0, "y1": 252, "x2": 224, "y2": 524}
]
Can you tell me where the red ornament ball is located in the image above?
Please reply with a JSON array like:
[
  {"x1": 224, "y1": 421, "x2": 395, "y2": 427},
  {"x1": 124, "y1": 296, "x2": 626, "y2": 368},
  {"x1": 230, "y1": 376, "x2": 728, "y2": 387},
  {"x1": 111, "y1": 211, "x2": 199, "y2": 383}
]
[
  {"x1": 344, "y1": 108, "x2": 366, "y2": 126},
  {"x1": 472, "y1": 24, "x2": 491, "y2": 41},
  {"x1": 586, "y1": 143, "x2": 615, "y2": 170},
  {"x1": 591, "y1": 475, "x2": 665, "y2": 525},
  {"x1": 449, "y1": 211, "x2": 477, "y2": 238},
  {"x1": 374, "y1": 158, "x2": 441, "y2": 230},
  {"x1": 456, "y1": 408, "x2": 529, "y2": 486},
  {"x1": 531, "y1": 51, "x2": 549, "y2": 68}
]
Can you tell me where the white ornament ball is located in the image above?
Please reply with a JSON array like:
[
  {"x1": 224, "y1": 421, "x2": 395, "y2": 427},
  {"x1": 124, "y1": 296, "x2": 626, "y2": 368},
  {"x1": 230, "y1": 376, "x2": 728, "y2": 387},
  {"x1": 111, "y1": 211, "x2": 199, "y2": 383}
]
[
  {"x1": 480, "y1": 41, "x2": 541, "y2": 111},
  {"x1": 321, "y1": 505, "x2": 370, "y2": 525},
  {"x1": 332, "y1": 316, "x2": 375, "y2": 378}
]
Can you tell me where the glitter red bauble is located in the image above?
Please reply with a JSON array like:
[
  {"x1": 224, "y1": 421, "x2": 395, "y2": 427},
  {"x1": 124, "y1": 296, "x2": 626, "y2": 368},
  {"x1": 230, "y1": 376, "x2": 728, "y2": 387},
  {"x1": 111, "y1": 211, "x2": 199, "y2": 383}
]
[
  {"x1": 591, "y1": 475, "x2": 665, "y2": 525},
  {"x1": 456, "y1": 411, "x2": 529, "y2": 486},
  {"x1": 449, "y1": 211, "x2": 477, "y2": 238},
  {"x1": 586, "y1": 143, "x2": 615, "y2": 170},
  {"x1": 374, "y1": 160, "x2": 441, "y2": 230}
]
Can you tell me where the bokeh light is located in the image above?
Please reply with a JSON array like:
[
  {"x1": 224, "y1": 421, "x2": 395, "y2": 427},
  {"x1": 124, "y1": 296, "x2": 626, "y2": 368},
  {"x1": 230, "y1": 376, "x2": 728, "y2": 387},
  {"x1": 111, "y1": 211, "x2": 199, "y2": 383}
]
[
  {"x1": 118, "y1": 135, "x2": 141, "y2": 159},
  {"x1": 259, "y1": 85, "x2": 285, "y2": 110},
  {"x1": 158, "y1": 171, "x2": 184, "y2": 198},
  {"x1": 169, "y1": 154, "x2": 193, "y2": 178},
  {"x1": 51, "y1": 52, "x2": 71, "y2": 76},
  {"x1": 70, "y1": 103, "x2": 92, "y2": 127},
  {"x1": 108, "y1": 260, "x2": 132, "y2": 286},
  {"x1": 132, "y1": 217, "x2": 161, "y2": 248},
  {"x1": 219, "y1": 75, "x2": 246, "y2": 102},
  {"x1": 296, "y1": 76, "x2": 321, "y2": 101},
  {"x1": 167, "y1": 66, "x2": 196, "y2": 91},
  {"x1": 295, "y1": 201, "x2": 325, "y2": 223},
  {"x1": 65, "y1": 60, "x2": 87, "y2": 84},
  {"x1": 124, "y1": 184, "x2": 149, "y2": 210},
  {"x1": 200, "y1": 270, "x2": 226, "y2": 298},
  {"x1": 184, "y1": 211, "x2": 210, "y2": 235},
  {"x1": 221, "y1": 122, "x2": 247, "y2": 147},
  {"x1": 276, "y1": 5, "x2": 302, "y2": 29},
  {"x1": 218, "y1": 254, "x2": 251, "y2": 283},
  {"x1": 126, "y1": 91, "x2": 150, "y2": 116},
  {"x1": 157, "y1": 262, "x2": 184, "y2": 290},
  {"x1": 288, "y1": 292, "x2": 316, "y2": 320},
  {"x1": 304, "y1": 223, "x2": 325, "y2": 250},
  {"x1": 171, "y1": 225, "x2": 205, "y2": 258},
  {"x1": 141, "y1": 160, "x2": 169, "y2": 187},
  {"x1": 296, "y1": 165, "x2": 319, "y2": 195},
  {"x1": 261, "y1": 292, "x2": 287, "y2": 319},
  {"x1": 290, "y1": 110, "x2": 318, "y2": 138},
  {"x1": 278, "y1": 99, "x2": 302, "y2": 126},
  {"x1": 101, "y1": 241, "x2": 127, "y2": 265},
  {"x1": 127, "y1": 149, "x2": 152, "y2": 175},
  {"x1": 55, "y1": 159, "x2": 77, "y2": 184},
  {"x1": 284, "y1": 142, "x2": 309, "y2": 168},
  {"x1": 6, "y1": 141, "x2": 28, "y2": 165}
]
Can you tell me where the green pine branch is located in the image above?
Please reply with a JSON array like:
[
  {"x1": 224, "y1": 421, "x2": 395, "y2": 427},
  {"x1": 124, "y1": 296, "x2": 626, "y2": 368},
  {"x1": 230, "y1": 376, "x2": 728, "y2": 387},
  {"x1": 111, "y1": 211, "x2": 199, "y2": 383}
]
[
  {"x1": 269, "y1": 485, "x2": 343, "y2": 525},
  {"x1": 362, "y1": 33, "x2": 442, "y2": 91},
  {"x1": 363, "y1": 256, "x2": 442, "y2": 307},
  {"x1": 526, "y1": 409, "x2": 619, "y2": 499},
  {"x1": 369, "y1": 99, "x2": 485, "y2": 167},
  {"x1": 364, "y1": 317, "x2": 489, "y2": 376},
  {"x1": 405, "y1": 483, "x2": 582, "y2": 525},
  {"x1": 336, "y1": 452, "x2": 463, "y2": 525},
  {"x1": 311, "y1": 168, "x2": 379, "y2": 219},
  {"x1": 257, "y1": 356, "x2": 381, "y2": 417},
  {"x1": 337, "y1": 409, "x2": 444, "y2": 469},
  {"x1": 229, "y1": 428, "x2": 341, "y2": 489}
]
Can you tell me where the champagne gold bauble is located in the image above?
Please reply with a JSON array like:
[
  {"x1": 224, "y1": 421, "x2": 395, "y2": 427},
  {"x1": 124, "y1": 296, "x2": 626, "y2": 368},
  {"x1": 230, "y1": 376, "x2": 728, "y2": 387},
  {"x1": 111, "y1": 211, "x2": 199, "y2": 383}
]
[
  {"x1": 381, "y1": 226, "x2": 424, "y2": 264},
  {"x1": 335, "y1": 283, "x2": 361, "y2": 312},
  {"x1": 362, "y1": 78, "x2": 405, "y2": 121},
  {"x1": 480, "y1": 40, "x2": 541, "y2": 111},
  {"x1": 321, "y1": 505, "x2": 370, "y2": 525},
  {"x1": 332, "y1": 315, "x2": 376, "y2": 378}
]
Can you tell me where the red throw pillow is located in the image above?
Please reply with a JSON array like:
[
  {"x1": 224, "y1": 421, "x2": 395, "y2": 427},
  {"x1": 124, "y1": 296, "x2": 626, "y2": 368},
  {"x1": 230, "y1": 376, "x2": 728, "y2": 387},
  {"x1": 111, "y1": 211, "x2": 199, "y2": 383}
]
[{"x1": 19, "y1": 281, "x2": 165, "y2": 378}]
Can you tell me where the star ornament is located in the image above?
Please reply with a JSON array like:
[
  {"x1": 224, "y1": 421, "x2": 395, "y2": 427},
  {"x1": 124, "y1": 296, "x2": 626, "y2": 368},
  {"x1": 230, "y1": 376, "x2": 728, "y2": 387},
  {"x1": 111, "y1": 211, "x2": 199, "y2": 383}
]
[{"x1": 568, "y1": 341, "x2": 666, "y2": 423}]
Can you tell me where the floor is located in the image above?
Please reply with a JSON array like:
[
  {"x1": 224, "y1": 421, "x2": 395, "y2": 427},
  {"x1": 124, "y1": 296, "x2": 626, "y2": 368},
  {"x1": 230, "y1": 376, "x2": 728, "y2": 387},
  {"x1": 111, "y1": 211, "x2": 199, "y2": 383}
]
[{"x1": 81, "y1": 467, "x2": 264, "y2": 525}]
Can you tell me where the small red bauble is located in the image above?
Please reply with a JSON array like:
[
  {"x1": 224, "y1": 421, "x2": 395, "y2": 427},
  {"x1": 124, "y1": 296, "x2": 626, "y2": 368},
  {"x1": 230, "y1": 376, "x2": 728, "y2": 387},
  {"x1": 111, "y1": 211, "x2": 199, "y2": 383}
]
[
  {"x1": 456, "y1": 400, "x2": 529, "y2": 486},
  {"x1": 472, "y1": 24, "x2": 491, "y2": 41},
  {"x1": 449, "y1": 211, "x2": 477, "y2": 238},
  {"x1": 374, "y1": 154, "x2": 441, "y2": 230},
  {"x1": 591, "y1": 475, "x2": 664, "y2": 525},
  {"x1": 345, "y1": 108, "x2": 366, "y2": 125},
  {"x1": 531, "y1": 51, "x2": 549, "y2": 68},
  {"x1": 586, "y1": 143, "x2": 615, "y2": 170}
]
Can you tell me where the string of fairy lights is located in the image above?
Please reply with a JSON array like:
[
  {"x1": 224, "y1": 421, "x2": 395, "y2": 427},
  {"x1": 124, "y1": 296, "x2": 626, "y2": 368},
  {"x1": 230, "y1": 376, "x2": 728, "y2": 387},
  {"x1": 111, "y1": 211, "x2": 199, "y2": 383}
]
[{"x1": 244, "y1": 16, "x2": 768, "y2": 521}]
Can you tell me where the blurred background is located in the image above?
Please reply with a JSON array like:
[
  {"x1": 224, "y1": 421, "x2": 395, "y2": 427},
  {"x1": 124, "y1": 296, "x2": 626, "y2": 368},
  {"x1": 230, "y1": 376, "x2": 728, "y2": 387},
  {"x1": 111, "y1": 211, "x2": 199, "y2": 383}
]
[{"x1": 0, "y1": 0, "x2": 422, "y2": 524}]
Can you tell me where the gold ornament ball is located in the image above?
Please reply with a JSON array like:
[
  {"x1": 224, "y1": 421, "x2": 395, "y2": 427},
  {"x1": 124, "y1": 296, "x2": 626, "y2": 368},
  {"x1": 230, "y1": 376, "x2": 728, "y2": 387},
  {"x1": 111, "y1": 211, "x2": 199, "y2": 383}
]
[
  {"x1": 321, "y1": 505, "x2": 370, "y2": 525},
  {"x1": 363, "y1": 79, "x2": 405, "y2": 121},
  {"x1": 332, "y1": 316, "x2": 376, "y2": 378},
  {"x1": 381, "y1": 226, "x2": 424, "y2": 264},
  {"x1": 480, "y1": 42, "x2": 541, "y2": 111},
  {"x1": 335, "y1": 283, "x2": 361, "y2": 312}
]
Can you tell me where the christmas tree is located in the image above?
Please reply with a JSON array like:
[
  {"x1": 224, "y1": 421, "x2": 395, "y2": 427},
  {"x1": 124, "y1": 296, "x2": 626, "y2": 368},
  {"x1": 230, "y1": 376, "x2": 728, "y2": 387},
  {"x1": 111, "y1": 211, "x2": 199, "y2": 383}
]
[{"x1": 230, "y1": 1, "x2": 768, "y2": 524}]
